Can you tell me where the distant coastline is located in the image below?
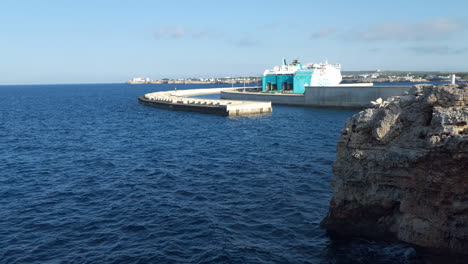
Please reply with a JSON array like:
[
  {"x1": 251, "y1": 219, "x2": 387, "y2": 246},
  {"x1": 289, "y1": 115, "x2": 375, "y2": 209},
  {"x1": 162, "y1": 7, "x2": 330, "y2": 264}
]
[
  {"x1": 127, "y1": 71, "x2": 468, "y2": 85},
  {"x1": 341, "y1": 70, "x2": 468, "y2": 83},
  {"x1": 126, "y1": 77, "x2": 261, "y2": 85}
]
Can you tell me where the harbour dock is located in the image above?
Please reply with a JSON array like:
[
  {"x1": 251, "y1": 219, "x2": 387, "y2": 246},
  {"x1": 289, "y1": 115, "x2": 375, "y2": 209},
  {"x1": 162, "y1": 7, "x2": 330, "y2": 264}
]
[
  {"x1": 138, "y1": 87, "x2": 272, "y2": 116},
  {"x1": 221, "y1": 85, "x2": 412, "y2": 108},
  {"x1": 215, "y1": 59, "x2": 413, "y2": 108}
]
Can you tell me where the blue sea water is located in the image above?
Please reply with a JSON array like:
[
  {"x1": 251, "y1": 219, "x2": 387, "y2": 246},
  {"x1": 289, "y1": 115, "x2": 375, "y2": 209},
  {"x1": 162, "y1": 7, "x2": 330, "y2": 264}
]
[{"x1": 0, "y1": 83, "x2": 441, "y2": 264}]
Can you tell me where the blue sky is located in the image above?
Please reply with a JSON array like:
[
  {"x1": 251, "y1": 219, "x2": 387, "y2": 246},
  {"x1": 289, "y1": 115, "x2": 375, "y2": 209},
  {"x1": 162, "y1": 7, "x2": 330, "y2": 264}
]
[{"x1": 1, "y1": 0, "x2": 467, "y2": 84}]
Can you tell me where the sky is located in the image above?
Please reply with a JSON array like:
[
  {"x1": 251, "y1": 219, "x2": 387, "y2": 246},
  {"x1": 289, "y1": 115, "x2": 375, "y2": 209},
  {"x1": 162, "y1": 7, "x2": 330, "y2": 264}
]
[{"x1": 1, "y1": 0, "x2": 468, "y2": 84}]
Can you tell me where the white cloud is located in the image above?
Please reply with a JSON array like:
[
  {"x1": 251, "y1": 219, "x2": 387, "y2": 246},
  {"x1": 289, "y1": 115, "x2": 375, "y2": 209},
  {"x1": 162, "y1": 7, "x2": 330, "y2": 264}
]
[
  {"x1": 236, "y1": 37, "x2": 261, "y2": 47},
  {"x1": 310, "y1": 28, "x2": 336, "y2": 39},
  {"x1": 354, "y1": 18, "x2": 465, "y2": 41},
  {"x1": 258, "y1": 21, "x2": 281, "y2": 30},
  {"x1": 154, "y1": 26, "x2": 223, "y2": 39},
  {"x1": 408, "y1": 45, "x2": 467, "y2": 55},
  {"x1": 154, "y1": 26, "x2": 190, "y2": 39}
]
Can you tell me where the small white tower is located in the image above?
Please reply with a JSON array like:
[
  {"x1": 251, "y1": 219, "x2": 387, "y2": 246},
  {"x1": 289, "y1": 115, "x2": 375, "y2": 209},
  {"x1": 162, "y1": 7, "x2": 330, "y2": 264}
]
[{"x1": 450, "y1": 74, "x2": 456, "y2": 85}]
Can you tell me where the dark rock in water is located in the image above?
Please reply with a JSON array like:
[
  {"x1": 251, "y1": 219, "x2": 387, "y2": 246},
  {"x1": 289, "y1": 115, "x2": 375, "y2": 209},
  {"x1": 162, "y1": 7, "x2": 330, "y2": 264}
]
[{"x1": 321, "y1": 84, "x2": 468, "y2": 255}]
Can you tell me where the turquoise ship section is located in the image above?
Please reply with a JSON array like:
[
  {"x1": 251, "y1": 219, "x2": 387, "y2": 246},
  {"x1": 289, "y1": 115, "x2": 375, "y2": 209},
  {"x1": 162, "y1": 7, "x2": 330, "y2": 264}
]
[
  {"x1": 262, "y1": 59, "x2": 342, "y2": 94},
  {"x1": 293, "y1": 69, "x2": 313, "y2": 94},
  {"x1": 262, "y1": 75, "x2": 278, "y2": 91}
]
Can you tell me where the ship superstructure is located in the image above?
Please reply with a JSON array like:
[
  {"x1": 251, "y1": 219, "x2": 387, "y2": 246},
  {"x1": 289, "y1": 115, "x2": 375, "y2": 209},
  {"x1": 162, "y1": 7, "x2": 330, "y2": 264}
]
[{"x1": 262, "y1": 59, "x2": 342, "y2": 93}]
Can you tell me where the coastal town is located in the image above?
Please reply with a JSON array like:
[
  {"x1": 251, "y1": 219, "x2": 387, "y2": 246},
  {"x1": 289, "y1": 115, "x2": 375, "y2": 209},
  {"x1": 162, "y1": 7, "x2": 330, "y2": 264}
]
[
  {"x1": 126, "y1": 76, "x2": 261, "y2": 85},
  {"x1": 127, "y1": 71, "x2": 468, "y2": 84}
]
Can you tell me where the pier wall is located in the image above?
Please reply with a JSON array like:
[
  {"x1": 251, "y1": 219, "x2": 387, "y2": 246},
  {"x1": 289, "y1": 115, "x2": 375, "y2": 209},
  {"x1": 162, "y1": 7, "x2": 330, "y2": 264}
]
[
  {"x1": 170, "y1": 87, "x2": 239, "y2": 97},
  {"x1": 303, "y1": 86, "x2": 412, "y2": 108},
  {"x1": 220, "y1": 91, "x2": 305, "y2": 106},
  {"x1": 222, "y1": 86, "x2": 412, "y2": 108},
  {"x1": 139, "y1": 87, "x2": 272, "y2": 117}
]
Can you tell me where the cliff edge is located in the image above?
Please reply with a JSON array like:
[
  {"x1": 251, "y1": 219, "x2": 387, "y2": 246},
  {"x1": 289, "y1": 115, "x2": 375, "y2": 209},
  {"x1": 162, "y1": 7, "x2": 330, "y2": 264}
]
[{"x1": 321, "y1": 84, "x2": 468, "y2": 255}]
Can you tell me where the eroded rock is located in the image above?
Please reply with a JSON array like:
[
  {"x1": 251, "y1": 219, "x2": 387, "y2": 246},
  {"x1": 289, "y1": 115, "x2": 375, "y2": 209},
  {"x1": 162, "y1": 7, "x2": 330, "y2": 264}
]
[{"x1": 321, "y1": 84, "x2": 468, "y2": 255}]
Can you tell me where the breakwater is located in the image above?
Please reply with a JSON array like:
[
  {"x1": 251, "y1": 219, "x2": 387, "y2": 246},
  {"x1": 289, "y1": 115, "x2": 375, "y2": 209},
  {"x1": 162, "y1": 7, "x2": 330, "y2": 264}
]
[
  {"x1": 303, "y1": 85, "x2": 412, "y2": 107},
  {"x1": 139, "y1": 87, "x2": 272, "y2": 116},
  {"x1": 220, "y1": 85, "x2": 412, "y2": 108}
]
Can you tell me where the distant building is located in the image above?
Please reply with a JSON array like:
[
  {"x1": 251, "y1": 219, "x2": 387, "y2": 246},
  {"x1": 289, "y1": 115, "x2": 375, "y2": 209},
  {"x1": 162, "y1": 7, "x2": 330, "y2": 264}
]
[{"x1": 127, "y1": 77, "x2": 150, "y2": 84}]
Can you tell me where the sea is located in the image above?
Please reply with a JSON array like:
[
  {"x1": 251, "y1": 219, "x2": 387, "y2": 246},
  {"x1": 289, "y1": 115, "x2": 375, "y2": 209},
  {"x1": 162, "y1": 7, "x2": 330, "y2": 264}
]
[{"x1": 0, "y1": 82, "x2": 459, "y2": 264}]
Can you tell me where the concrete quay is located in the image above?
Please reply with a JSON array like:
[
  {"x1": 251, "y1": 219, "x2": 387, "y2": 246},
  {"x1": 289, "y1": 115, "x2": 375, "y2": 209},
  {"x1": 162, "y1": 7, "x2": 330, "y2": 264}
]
[
  {"x1": 138, "y1": 87, "x2": 272, "y2": 116},
  {"x1": 304, "y1": 85, "x2": 413, "y2": 108},
  {"x1": 221, "y1": 89, "x2": 306, "y2": 106},
  {"x1": 221, "y1": 85, "x2": 413, "y2": 108}
]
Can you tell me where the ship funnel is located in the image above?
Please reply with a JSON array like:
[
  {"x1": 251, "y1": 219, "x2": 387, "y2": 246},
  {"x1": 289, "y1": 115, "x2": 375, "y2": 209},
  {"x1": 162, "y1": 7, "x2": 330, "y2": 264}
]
[{"x1": 283, "y1": 58, "x2": 287, "y2": 65}]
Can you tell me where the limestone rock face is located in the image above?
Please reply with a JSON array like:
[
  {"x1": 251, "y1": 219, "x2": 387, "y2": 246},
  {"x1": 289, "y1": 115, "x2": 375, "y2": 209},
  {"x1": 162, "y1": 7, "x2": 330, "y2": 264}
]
[{"x1": 321, "y1": 84, "x2": 468, "y2": 255}]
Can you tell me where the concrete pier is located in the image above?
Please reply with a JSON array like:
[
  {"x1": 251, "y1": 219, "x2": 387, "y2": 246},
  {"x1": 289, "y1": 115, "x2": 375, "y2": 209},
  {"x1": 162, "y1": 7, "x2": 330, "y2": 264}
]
[
  {"x1": 138, "y1": 87, "x2": 272, "y2": 116},
  {"x1": 303, "y1": 85, "x2": 412, "y2": 108},
  {"x1": 220, "y1": 89, "x2": 305, "y2": 106},
  {"x1": 221, "y1": 85, "x2": 412, "y2": 108}
]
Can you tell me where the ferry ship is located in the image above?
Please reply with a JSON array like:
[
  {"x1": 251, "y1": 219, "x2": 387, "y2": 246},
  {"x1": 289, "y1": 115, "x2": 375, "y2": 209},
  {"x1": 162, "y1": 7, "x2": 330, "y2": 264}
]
[
  {"x1": 262, "y1": 59, "x2": 343, "y2": 93},
  {"x1": 220, "y1": 58, "x2": 411, "y2": 108}
]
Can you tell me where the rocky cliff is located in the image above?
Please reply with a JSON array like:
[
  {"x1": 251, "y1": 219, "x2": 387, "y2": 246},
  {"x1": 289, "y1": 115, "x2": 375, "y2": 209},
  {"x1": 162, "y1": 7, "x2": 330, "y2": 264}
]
[{"x1": 321, "y1": 84, "x2": 468, "y2": 255}]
